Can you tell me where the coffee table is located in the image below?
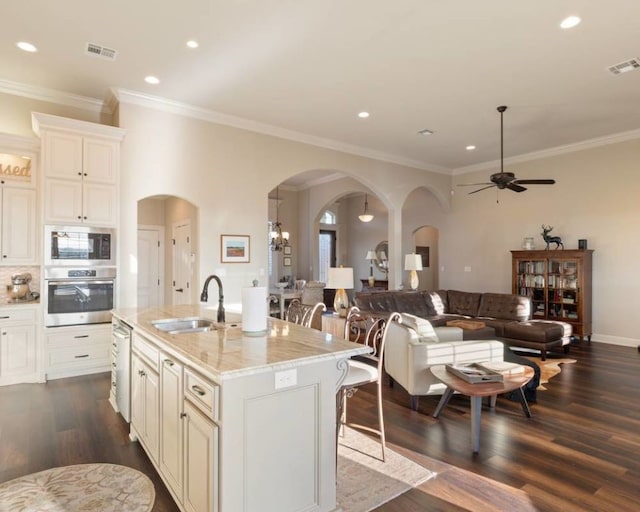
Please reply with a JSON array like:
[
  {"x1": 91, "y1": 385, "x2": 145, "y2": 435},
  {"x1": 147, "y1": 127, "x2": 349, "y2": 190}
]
[{"x1": 430, "y1": 364, "x2": 534, "y2": 453}]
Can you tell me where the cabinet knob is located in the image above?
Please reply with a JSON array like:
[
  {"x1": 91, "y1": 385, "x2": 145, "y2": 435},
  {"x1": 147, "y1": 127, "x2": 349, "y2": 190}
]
[
  {"x1": 1, "y1": 332, "x2": 6, "y2": 336},
  {"x1": 180, "y1": 412, "x2": 187, "y2": 419},
  {"x1": 2, "y1": 255, "x2": 6, "y2": 258},
  {"x1": 78, "y1": 172, "x2": 82, "y2": 176},
  {"x1": 84, "y1": 173, "x2": 87, "y2": 176},
  {"x1": 77, "y1": 216, "x2": 82, "y2": 219},
  {"x1": 83, "y1": 216, "x2": 87, "y2": 220}
]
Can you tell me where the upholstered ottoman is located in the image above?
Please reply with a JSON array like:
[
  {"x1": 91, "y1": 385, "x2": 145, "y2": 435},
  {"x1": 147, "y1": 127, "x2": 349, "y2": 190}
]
[{"x1": 500, "y1": 321, "x2": 565, "y2": 360}]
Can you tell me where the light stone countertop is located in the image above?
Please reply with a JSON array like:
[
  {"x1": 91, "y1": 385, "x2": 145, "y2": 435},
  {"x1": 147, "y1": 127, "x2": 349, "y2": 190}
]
[{"x1": 112, "y1": 304, "x2": 369, "y2": 381}]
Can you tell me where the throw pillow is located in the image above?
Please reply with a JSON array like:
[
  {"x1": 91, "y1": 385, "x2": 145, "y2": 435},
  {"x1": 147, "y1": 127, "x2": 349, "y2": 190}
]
[
  {"x1": 430, "y1": 292, "x2": 445, "y2": 315},
  {"x1": 400, "y1": 313, "x2": 439, "y2": 343}
]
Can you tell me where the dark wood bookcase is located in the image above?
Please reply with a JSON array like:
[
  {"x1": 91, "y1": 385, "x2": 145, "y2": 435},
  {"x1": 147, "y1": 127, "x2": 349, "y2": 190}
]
[{"x1": 511, "y1": 250, "x2": 593, "y2": 341}]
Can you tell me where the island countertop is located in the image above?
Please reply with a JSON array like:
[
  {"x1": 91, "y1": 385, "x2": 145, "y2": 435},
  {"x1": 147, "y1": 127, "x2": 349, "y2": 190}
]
[{"x1": 112, "y1": 304, "x2": 369, "y2": 380}]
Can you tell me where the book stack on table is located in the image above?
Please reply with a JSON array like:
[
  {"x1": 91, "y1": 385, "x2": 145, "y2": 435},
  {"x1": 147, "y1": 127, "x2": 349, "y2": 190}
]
[{"x1": 445, "y1": 361, "x2": 525, "y2": 384}]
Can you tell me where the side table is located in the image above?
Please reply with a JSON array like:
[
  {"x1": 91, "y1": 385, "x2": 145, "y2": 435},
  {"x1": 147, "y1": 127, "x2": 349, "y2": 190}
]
[{"x1": 430, "y1": 364, "x2": 534, "y2": 453}]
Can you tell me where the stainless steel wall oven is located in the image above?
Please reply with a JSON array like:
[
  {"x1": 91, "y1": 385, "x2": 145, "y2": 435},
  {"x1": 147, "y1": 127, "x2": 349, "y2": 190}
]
[{"x1": 44, "y1": 267, "x2": 116, "y2": 327}]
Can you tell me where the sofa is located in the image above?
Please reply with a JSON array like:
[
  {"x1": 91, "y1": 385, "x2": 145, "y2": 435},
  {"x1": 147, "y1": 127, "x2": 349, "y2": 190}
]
[
  {"x1": 355, "y1": 289, "x2": 572, "y2": 360},
  {"x1": 383, "y1": 312, "x2": 505, "y2": 410}
]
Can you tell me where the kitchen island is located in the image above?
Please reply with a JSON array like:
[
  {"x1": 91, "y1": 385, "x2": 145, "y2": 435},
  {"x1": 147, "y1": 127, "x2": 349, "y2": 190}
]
[{"x1": 112, "y1": 304, "x2": 369, "y2": 512}]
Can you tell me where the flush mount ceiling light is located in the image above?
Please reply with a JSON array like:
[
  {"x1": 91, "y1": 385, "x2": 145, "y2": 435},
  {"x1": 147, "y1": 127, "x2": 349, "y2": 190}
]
[
  {"x1": 144, "y1": 76, "x2": 160, "y2": 85},
  {"x1": 358, "y1": 193, "x2": 374, "y2": 223},
  {"x1": 358, "y1": 111, "x2": 370, "y2": 118},
  {"x1": 186, "y1": 40, "x2": 199, "y2": 49},
  {"x1": 417, "y1": 128, "x2": 434, "y2": 136},
  {"x1": 466, "y1": 145, "x2": 476, "y2": 151},
  {"x1": 560, "y1": 15, "x2": 581, "y2": 29},
  {"x1": 16, "y1": 41, "x2": 37, "y2": 52}
]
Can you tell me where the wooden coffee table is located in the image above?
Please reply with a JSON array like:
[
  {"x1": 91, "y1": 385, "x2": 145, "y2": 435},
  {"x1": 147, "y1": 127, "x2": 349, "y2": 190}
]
[{"x1": 430, "y1": 364, "x2": 534, "y2": 453}]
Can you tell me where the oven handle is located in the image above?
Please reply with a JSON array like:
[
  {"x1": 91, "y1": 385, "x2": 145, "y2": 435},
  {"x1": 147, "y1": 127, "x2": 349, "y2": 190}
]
[{"x1": 46, "y1": 280, "x2": 115, "y2": 286}]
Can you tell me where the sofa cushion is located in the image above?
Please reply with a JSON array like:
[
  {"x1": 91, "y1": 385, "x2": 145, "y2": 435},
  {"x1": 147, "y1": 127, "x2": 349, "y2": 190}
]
[
  {"x1": 394, "y1": 292, "x2": 436, "y2": 317},
  {"x1": 430, "y1": 291, "x2": 447, "y2": 315},
  {"x1": 447, "y1": 290, "x2": 482, "y2": 316},
  {"x1": 354, "y1": 292, "x2": 398, "y2": 313},
  {"x1": 399, "y1": 313, "x2": 439, "y2": 342},
  {"x1": 503, "y1": 321, "x2": 564, "y2": 343},
  {"x1": 478, "y1": 293, "x2": 531, "y2": 321}
]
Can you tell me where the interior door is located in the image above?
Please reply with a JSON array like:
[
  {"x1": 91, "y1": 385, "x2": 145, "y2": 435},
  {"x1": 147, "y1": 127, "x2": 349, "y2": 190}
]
[
  {"x1": 172, "y1": 221, "x2": 191, "y2": 305},
  {"x1": 137, "y1": 228, "x2": 162, "y2": 307}
]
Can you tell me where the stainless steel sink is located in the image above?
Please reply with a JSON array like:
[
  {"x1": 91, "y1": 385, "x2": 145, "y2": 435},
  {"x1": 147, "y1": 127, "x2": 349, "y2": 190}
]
[{"x1": 152, "y1": 317, "x2": 215, "y2": 334}]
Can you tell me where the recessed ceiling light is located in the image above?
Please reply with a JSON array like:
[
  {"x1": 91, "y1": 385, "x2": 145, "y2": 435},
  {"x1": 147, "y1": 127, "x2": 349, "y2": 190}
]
[
  {"x1": 144, "y1": 76, "x2": 160, "y2": 85},
  {"x1": 560, "y1": 16, "x2": 581, "y2": 29},
  {"x1": 417, "y1": 129, "x2": 434, "y2": 136},
  {"x1": 466, "y1": 145, "x2": 476, "y2": 151},
  {"x1": 186, "y1": 40, "x2": 199, "y2": 49},
  {"x1": 16, "y1": 41, "x2": 37, "y2": 53},
  {"x1": 358, "y1": 112, "x2": 370, "y2": 118}
]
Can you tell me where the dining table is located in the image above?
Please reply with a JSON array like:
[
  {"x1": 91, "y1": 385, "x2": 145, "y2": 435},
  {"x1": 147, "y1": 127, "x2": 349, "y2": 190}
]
[{"x1": 269, "y1": 287, "x2": 302, "y2": 319}]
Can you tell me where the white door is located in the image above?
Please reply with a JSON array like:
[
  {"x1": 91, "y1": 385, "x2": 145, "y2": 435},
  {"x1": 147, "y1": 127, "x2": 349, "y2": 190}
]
[
  {"x1": 172, "y1": 221, "x2": 192, "y2": 305},
  {"x1": 138, "y1": 228, "x2": 162, "y2": 307}
]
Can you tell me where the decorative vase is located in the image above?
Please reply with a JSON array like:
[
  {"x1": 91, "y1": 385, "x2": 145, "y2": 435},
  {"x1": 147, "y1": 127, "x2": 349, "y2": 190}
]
[{"x1": 522, "y1": 237, "x2": 535, "y2": 250}]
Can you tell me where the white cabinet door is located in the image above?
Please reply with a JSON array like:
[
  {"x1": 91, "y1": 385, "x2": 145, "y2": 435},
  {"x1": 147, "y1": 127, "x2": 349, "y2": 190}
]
[
  {"x1": 83, "y1": 183, "x2": 116, "y2": 226},
  {"x1": 0, "y1": 324, "x2": 37, "y2": 380},
  {"x1": 44, "y1": 179, "x2": 83, "y2": 224},
  {"x1": 160, "y1": 355, "x2": 184, "y2": 501},
  {"x1": 83, "y1": 137, "x2": 117, "y2": 184},
  {"x1": 132, "y1": 354, "x2": 160, "y2": 464},
  {"x1": 183, "y1": 400, "x2": 218, "y2": 512},
  {"x1": 1, "y1": 188, "x2": 37, "y2": 264},
  {"x1": 42, "y1": 131, "x2": 83, "y2": 180}
]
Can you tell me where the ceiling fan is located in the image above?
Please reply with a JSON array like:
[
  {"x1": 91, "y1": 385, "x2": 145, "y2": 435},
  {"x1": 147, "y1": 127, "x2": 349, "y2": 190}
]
[{"x1": 460, "y1": 106, "x2": 555, "y2": 195}]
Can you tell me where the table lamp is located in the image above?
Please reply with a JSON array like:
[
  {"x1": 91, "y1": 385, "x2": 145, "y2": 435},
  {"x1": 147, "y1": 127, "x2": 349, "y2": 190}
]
[
  {"x1": 326, "y1": 266, "x2": 354, "y2": 317},
  {"x1": 404, "y1": 253, "x2": 423, "y2": 291},
  {"x1": 365, "y1": 250, "x2": 377, "y2": 287}
]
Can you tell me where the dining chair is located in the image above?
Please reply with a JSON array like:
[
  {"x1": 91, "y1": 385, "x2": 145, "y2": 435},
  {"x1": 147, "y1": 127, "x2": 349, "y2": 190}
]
[
  {"x1": 338, "y1": 308, "x2": 401, "y2": 461},
  {"x1": 285, "y1": 299, "x2": 326, "y2": 329}
]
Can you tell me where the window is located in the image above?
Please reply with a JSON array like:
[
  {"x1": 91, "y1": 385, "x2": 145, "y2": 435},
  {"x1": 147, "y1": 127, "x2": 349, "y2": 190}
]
[
  {"x1": 318, "y1": 230, "x2": 336, "y2": 283},
  {"x1": 320, "y1": 210, "x2": 336, "y2": 225}
]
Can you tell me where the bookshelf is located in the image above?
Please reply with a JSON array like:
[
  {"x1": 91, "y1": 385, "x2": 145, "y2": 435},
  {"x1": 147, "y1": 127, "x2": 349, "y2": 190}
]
[{"x1": 511, "y1": 250, "x2": 593, "y2": 341}]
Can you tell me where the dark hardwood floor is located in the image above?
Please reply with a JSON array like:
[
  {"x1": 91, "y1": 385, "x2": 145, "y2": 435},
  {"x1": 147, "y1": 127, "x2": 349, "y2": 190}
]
[{"x1": 0, "y1": 340, "x2": 638, "y2": 511}]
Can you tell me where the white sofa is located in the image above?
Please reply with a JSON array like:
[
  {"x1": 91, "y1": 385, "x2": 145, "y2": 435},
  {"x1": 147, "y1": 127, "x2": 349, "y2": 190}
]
[{"x1": 384, "y1": 313, "x2": 505, "y2": 410}]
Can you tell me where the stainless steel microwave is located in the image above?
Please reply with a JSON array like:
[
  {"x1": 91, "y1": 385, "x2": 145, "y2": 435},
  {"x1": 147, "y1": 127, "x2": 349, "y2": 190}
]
[{"x1": 44, "y1": 226, "x2": 115, "y2": 266}]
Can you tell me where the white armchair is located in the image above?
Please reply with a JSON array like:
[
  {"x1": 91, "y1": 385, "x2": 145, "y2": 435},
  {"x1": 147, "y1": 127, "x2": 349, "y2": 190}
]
[{"x1": 384, "y1": 313, "x2": 504, "y2": 410}]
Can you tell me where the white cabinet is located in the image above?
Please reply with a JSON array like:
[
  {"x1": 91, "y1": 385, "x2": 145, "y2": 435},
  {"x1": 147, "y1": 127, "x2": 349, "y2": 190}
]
[
  {"x1": 183, "y1": 400, "x2": 218, "y2": 512},
  {"x1": 0, "y1": 306, "x2": 40, "y2": 386},
  {"x1": 131, "y1": 333, "x2": 160, "y2": 464},
  {"x1": 1, "y1": 186, "x2": 37, "y2": 264},
  {"x1": 160, "y1": 354, "x2": 184, "y2": 501},
  {"x1": 32, "y1": 113, "x2": 126, "y2": 227},
  {"x1": 45, "y1": 323, "x2": 111, "y2": 379}
]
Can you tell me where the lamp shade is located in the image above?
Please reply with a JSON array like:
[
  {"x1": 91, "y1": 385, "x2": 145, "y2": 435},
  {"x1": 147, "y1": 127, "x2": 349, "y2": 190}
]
[
  {"x1": 326, "y1": 267, "x2": 354, "y2": 290},
  {"x1": 365, "y1": 250, "x2": 377, "y2": 261},
  {"x1": 404, "y1": 253, "x2": 423, "y2": 271}
]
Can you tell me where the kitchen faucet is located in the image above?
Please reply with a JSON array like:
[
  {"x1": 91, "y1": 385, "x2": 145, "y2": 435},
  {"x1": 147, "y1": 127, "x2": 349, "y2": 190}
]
[{"x1": 200, "y1": 275, "x2": 225, "y2": 323}]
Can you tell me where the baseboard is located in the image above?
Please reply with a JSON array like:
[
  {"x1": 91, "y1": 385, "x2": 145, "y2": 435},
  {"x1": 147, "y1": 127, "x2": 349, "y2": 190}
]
[{"x1": 590, "y1": 334, "x2": 639, "y2": 347}]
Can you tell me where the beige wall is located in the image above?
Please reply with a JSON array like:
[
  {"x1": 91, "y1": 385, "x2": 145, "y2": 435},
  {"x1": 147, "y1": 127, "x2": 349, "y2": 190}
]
[{"x1": 1, "y1": 91, "x2": 638, "y2": 346}]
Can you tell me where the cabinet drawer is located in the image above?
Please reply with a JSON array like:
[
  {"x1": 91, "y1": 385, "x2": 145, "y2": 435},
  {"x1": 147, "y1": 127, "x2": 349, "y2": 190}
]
[
  {"x1": 48, "y1": 343, "x2": 110, "y2": 369},
  {"x1": 184, "y1": 368, "x2": 219, "y2": 422},
  {"x1": 46, "y1": 325, "x2": 111, "y2": 348},
  {"x1": 133, "y1": 333, "x2": 159, "y2": 372},
  {"x1": 0, "y1": 308, "x2": 37, "y2": 325}
]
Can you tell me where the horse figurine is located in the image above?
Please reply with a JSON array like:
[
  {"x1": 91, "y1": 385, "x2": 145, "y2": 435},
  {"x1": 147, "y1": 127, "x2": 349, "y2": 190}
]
[{"x1": 541, "y1": 225, "x2": 564, "y2": 250}]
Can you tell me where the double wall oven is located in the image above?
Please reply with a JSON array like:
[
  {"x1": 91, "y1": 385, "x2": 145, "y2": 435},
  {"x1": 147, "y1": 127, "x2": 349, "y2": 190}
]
[{"x1": 44, "y1": 226, "x2": 116, "y2": 327}]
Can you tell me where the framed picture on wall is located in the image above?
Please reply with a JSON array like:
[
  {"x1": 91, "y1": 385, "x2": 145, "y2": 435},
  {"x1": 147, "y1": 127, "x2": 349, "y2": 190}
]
[
  {"x1": 283, "y1": 257, "x2": 292, "y2": 267},
  {"x1": 416, "y1": 245, "x2": 430, "y2": 268},
  {"x1": 221, "y1": 234, "x2": 250, "y2": 263},
  {"x1": 283, "y1": 246, "x2": 292, "y2": 255}
]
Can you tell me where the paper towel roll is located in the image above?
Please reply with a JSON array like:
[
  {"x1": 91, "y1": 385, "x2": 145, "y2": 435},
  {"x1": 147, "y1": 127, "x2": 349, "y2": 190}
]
[{"x1": 241, "y1": 286, "x2": 268, "y2": 333}]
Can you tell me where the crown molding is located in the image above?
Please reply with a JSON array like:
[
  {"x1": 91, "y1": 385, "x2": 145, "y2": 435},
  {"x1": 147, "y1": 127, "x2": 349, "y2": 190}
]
[
  {"x1": 0, "y1": 79, "x2": 110, "y2": 115},
  {"x1": 453, "y1": 128, "x2": 640, "y2": 175},
  {"x1": 111, "y1": 87, "x2": 450, "y2": 175},
  {"x1": 0, "y1": 132, "x2": 40, "y2": 153},
  {"x1": 32, "y1": 112, "x2": 126, "y2": 140}
]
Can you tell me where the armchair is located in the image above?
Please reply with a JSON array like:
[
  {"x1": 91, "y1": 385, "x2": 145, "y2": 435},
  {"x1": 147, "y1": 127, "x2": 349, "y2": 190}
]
[{"x1": 383, "y1": 313, "x2": 504, "y2": 411}]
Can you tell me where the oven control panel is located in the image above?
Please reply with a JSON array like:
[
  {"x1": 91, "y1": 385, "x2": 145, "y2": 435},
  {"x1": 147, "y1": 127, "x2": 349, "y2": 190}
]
[{"x1": 68, "y1": 269, "x2": 97, "y2": 277}]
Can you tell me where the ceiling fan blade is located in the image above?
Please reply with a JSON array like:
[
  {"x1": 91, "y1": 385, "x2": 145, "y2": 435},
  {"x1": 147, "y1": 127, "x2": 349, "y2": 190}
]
[
  {"x1": 506, "y1": 183, "x2": 527, "y2": 192},
  {"x1": 468, "y1": 185, "x2": 496, "y2": 194},
  {"x1": 458, "y1": 182, "x2": 492, "y2": 187},
  {"x1": 513, "y1": 179, "x2": 556, "y2": 185}
]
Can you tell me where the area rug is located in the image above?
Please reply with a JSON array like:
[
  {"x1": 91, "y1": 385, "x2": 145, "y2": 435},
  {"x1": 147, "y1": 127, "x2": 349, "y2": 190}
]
[
  {"x1": 524, "y1": 356, "x2": 577, "y2": 389},
  {"x1": 0, "y1": 463, "x2": 155, "y2": 512},
  {"x1": 337, "y1": 427, "x2": 436, "y2": 512}
]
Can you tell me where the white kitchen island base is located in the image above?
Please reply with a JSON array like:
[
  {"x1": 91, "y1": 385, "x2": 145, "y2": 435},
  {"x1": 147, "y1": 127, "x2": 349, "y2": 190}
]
[{"x1": 114, "y1": 305, "x2": 367, "y2": 512}]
